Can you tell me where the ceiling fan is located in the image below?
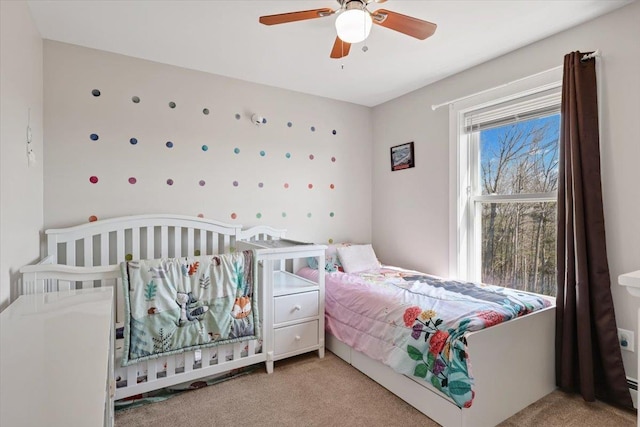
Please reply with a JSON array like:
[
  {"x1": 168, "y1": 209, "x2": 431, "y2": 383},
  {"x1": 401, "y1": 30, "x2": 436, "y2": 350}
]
[{"x1": 259, "y1": 0, "x2": 437, "y2": 59}]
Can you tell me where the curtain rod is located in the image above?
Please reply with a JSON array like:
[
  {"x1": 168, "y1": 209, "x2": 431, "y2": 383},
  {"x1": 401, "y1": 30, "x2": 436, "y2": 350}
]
[{"x1": 431, "y1": 50, "x2": 600, "y2": 111}]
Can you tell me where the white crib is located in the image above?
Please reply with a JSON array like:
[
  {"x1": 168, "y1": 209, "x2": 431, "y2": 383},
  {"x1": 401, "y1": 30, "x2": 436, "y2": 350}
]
[{"x1": 20, "y1": 214, "x2": 285, "y2": 400}]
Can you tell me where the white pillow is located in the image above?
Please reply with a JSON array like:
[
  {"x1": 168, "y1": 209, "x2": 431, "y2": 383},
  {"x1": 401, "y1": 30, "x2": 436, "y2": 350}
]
[{"x1": 336, "y1": 244, "x2": 380, "y2": 273}]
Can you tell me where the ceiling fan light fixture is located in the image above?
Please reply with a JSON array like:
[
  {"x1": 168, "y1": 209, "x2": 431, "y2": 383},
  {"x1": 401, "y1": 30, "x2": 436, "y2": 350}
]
[{"x1": 335, "y1": 8, "x2": 372, "y2": 44}]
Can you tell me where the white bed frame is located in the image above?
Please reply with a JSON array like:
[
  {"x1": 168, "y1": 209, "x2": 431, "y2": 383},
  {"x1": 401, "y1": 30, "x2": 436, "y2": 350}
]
[
  {"x1": 327, "y1": 303, "x2": 556, "y2": 427},
  {"x1": 20, "y1": 214, "x2": 285, "y2": 401}
]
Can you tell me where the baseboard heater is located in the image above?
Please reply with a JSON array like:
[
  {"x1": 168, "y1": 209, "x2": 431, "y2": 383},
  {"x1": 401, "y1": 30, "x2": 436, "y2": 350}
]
[{"x1": 628, "y1": 377, "x2": 637, "y2": 409}]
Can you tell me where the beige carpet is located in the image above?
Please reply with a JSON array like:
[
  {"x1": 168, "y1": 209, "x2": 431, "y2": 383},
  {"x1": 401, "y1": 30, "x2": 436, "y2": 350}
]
[{"x1": 115, "y1": 351, "x2": 636, "y2": 427}]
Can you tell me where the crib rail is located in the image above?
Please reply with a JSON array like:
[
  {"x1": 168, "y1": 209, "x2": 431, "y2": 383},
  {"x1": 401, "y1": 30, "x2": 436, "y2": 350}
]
[
  {"x1": 46, "y1": 214, "x2": 243, "y2": 267},
  {"x1": 113, "y1": 340, "x2": 263, "y2": 399}
]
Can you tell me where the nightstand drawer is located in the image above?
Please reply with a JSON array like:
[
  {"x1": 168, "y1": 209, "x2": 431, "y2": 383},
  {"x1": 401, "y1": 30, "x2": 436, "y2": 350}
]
[
  {"x1": 274, "y1": 321, "x2": 318, "y2": 356},
  {"x1": 274, "y1": 291, "x2": 318, "y2": 324}
]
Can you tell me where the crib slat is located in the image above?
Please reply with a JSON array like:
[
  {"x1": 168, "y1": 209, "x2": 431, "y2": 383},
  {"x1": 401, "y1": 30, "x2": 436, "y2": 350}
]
[
  {"x1": 100, "y1": 232, "x2": 108, "y2": 266},
  {"x1": 116, "y1": 229, "x2": 124, "y2": 263},
  {"x1": 147, "y1": 360, "x2": 157, "y2": 381},
  {"x1": 127, "y1": 365, "x2": 137, "y2": 387},
  {"x1": 200, "y1": 348, "x2": 210, "y2": 368},
  {"x1": 145, "y1": 226, "x2": 154, "y2": 259},
  {"x1": 66, "y1": 242, "x2": 76, "y2": 266},
  {"x1": 160, "y1": 226, "x2": 168, "y2": 258},
  {"x1": 187, "y1": 228, "x2": 194, "y2": 256},
  {"x1": 248, "y1": 339, "x2": 256, "y2": 356},
  {"x1": 166, "y1": 356, "x2": 175, "y2": 377},
  {"x1": 199, "y1": 231, "x2": 206, "y2": 257},
  {"x1": 184, "y1": 352, "x2": 194, "y2": 373},
  {"x1": 174, "y1": 227, "x2": 182, "y2": 258},
  {"x1": 233, "y1": 342, "x2": 242, "y2": 360},
  {"x1": 83, "y1": 237, "x2": 93, "y2": 267},
  {"x1": 58, "y1": 280, "x2": 71, "y2": 292},
  {"x1": 132, "y1": 227, "x2": 140, "y2": 261},
  {"x1": 81, "y1": 280, "x2": 93, "y2": 289}
]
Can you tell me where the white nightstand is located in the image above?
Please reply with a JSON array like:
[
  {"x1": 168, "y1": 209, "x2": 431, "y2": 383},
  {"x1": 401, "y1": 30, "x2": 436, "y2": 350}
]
[{"x1": 237, "y1": 239, "x2": 326, "y2": 373}]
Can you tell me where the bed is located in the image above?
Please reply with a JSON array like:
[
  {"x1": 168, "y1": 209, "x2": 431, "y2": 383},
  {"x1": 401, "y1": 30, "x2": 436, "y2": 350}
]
[
  {"x1": 19, "y1": 214, "x2": 286, "y2": 401},
  {"x1": 297, "y1": 243, "x2": 556, "y2": 427}
]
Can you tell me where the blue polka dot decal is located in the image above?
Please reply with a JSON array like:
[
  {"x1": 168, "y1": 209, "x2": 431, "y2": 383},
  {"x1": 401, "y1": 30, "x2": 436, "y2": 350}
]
[
  {"x1": 130, "y1": 138, "x2": 138, "y2": 145},
  {"x1": 90, "y1": 133, "x2": 99, "y2": 141},
  {"x1": 166, "y1": 141, "x2": 174, "y2": 148}
]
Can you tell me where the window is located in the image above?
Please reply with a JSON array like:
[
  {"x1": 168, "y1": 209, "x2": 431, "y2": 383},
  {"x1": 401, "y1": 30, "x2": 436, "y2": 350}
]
[{"x1": 450, "y1": 77, "x2": 561, "y2": 297}]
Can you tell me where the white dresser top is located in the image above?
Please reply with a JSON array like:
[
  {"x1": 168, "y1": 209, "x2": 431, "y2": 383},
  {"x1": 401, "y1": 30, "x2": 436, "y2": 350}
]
[{"x1": 1, "y1": 287, "x2": 113, "y2": 427}]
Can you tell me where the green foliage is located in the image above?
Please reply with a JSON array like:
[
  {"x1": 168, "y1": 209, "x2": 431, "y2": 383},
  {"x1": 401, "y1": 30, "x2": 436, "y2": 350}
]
[
  {"x1": 414, "y1": 363, "x2": 428, "y2": 378},
  {"x1": 407, "y1": 345, "x2": 422, "y2": 361},
  {"x1": 144, "y1": 281, "x2": 157, "y2": 302}
]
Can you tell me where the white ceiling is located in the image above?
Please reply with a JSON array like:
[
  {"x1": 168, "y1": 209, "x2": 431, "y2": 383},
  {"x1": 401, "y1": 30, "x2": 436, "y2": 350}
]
[{"x1": 27, "y1": 0, "x2": 633, "y2": 107}]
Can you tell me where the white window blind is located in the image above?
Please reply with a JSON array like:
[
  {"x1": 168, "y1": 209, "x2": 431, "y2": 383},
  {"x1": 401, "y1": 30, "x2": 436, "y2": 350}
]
[{"x1": 464, "y1": 88, "x2": 561, "y2": 133}]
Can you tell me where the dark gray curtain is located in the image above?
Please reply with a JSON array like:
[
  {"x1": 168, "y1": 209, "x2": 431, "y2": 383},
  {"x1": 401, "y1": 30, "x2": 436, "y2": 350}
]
[{"x1": 555, "y1": 51, "x2": 632, "y2": 408}]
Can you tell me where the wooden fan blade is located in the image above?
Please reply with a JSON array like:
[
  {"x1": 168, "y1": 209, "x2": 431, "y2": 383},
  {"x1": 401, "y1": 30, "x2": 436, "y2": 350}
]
[
  {"x1": 372, "y1": 9, "x2": 437, "y2": 40},
  {"x1": 330, "y1": 37, "x2": 351, "y2": 59},
  {"x1": 259, "y1": 8, "x2": 334, "y2": 25}
]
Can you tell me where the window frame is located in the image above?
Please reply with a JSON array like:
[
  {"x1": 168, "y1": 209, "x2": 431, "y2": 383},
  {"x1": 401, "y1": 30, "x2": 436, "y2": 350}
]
[{"x1": 447, "y1": 68, "x2": 563, "y2": 283}]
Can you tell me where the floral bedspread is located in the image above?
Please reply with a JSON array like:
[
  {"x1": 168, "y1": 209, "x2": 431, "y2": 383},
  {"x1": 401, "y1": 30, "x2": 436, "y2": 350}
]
[
  {"x1": 303, "y1": 266, "x2": 552, "y2": 408},
  {"x1": 121, "y1": 251, "x2": 258, "y2": 366}
]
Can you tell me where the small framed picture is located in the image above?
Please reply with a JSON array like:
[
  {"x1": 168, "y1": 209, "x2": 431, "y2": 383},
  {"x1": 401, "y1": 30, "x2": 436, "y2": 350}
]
[{"x1": 390, "y1": 142, "x2": 415, "y2": 171}]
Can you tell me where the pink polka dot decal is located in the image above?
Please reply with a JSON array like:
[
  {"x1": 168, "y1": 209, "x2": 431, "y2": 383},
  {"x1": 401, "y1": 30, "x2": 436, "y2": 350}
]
[
  {"x1": 197, "y1": 213, "x2": 204, "y2": 218},
  {"x1": 89, "y1": 215, "x2": 98, "y2": 222},
  {"x1": 231, "y1": 212, "x2": 237, "y2": 220},
  {"x1": 308, "y1": 184, "x2": 313, "y2": 189},
  {"x1": 233, "y1": 181, "x2": 239, "y2": 187},
  {"x1": 284, "y1": 183, "x2": 289, "y2": 189},
  {"x1": 89, "y1": 176, "x2": 99, "y2": 184},
  {"x1": 166, "y1": 179, "x2": 174, "y2": 186},
  {"x1": 199, "y1": 180, "x2": 206, "y2": 186},
  {"x1": 330, "y1": 184, "x2": 335, "y2": 189},
  {"x1": 128, "y1": 177, "x2": 137, "y2": 184},
  {"x1": 331, "y1": 156, "x2": 336, "y2": 162},
  {"x1": 309, "y1": 154, "x2": 315, "y2": 160},
  {"x1": 258, "y1": 182, "x2": 264, "y2": 188}
]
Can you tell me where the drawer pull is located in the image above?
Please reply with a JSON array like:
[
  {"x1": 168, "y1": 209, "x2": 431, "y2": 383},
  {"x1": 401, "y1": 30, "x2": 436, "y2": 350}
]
[
  {"x1": 295, "y1": 335, "x2": 301, "y2": 341},
  {"x1": 293, "y1": 305, "x2": 302, "y2": 311}
]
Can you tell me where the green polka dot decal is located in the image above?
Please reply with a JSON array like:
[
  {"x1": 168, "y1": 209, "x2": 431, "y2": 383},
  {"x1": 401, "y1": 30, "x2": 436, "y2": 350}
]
[
  {"x1": 256, "y1": 213, "x2": 262, "y2": 219},
  {"x1": 330, "y1": 212, "x2": 335, "y2": 217},
  {"x1": 125, "y1": 254, "x2": 133, "y2": 261},
  {"x1": 194, "y1": 249, "x2": 201, "y2": 256},
  {"x1": 234, "y1": 147, "x2": 240, "y2": 154},
  {"x1": 328, "y1": 238, "x2": 334, "y2": 244},
  {"x1": 307, "y1": 213, "x2": 312, "y2": 218},
  {"x1": 282, "y1": 212, "x2": 287, "y2": 218}
]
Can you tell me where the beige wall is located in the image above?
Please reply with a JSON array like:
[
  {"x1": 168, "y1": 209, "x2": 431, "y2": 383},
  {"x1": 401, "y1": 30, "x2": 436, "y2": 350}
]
[
  {"x1": 372, "y1": 1, "x2": 640, "y2": 379},
  {"x1": 43, "y1": 41, "x2": 372, "y2": 246},
  {"x1": 0, "y1": 0, "x2": 44, "y2": 310}
]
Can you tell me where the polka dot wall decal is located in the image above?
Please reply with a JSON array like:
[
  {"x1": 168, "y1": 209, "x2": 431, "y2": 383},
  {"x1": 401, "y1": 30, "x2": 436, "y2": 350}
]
[
  {"x1": 310, "y1": 126, "x2": 316, "y2": 132},
  {"x1": 197, "y1": 213, "x2": 204, "y2": 218},
  {"x1": 260, "y1": 150, "x2": 266, "y2": 157},
  {"x1": 199, "y1": 180, "x2": 206, "y2": 186},
  {"x1": 332, "y1": 130, "x2": 337, "y2": 135},
  {"x1": 125, "y1": 254, "x2": 133, "y2": 261},
  {"x1": 194, "y1": 249, "x2": 201, "y2": 256},
  {"x1": 330, "y1": 184, "x2": 335, "y2": 189},
  {"x1": 282, "y1": 212, "x2": 287, "y2": 218},
  {"x1": 231, "y1": 212, "x2": 237, "y2": 219},
  {"x1": 203, "y1": 108, "x2": 210, "y2": 115},
  {"x1": 258, "y1": 182, "x2": 264, "y2": 188},
  {"x1": 262, "y1": 118, "x2": 267, "y2": 124},
  {"x1": 202, "y1": 145, "x2": 208, "y2": 151},
  {"x1": 166, "y1": 179, "x2": 174, "y2": 186},
  {"x1": 256, "y1": 213, "x2": 262, "y2": 219},
  {"x1": 287, "y1": 122, "x2": 293, "y2": 128},
  {"x1": 89, "y1": 176, "x2": 98, "y2": 184},
  {"x1": 132, "y1": 96, "x2": 140, "y2": 103},
  {"x1": 169, "y1": 101, "x2": 176, "y2": 109},
  {"x1": 128, "y1": 177, "x2": 137, "y2": 184},
  {"x1": 331, "y1": 156, "x2": 336, "y2": 162},
  {"x1": 309, "y1": 154, "x2": 315, "y2": 160},
  {"x1": 235, "y1": 113, "x2": 241, "y2": 120},
  {"x1": 91, "y1": 89, "x2": 101, "y2": 97},
  {"x1": 284, "y1": 183, "x2": 289, "y2": 189},
  {"x1": 234, "y1": 147, "x2": 240, "y2": 154},
  {"x1": 308, "y1": 184, "x2": 313, "y2": 189},
  {"x1": 307, "y1": 213, "x2": 312, "y2": 218},
  {"x1": 89, "y1": 215, "x2": 98, "y2": 222},
  {"x1": 328, "y1": 238, "x2": 334, "y2": 244},
  {"x1": 130, "y1": 138, "x2": 138, "y2": 145},
  {"x1": 90, "y1": 133, "x2": 99, "y2": 141},
  {"x1": 285, "y1": 152, "x2": 291, "y2": 159},
  {"x1": 166, "y1": 141, "x2": 174, "y2": 148},
  {"x1": 233, "y1": 180, "x2": 239, "y2": 187},
  {"x1": 330, "y1": 212, "x2": 335, "y2": 217}
]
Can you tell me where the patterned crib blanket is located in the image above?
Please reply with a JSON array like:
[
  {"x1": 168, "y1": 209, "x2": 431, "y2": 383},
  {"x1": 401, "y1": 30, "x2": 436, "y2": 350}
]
[
  {"x1": 120, "y1": 251, "x2": 258, "y2": 366},
  {"x1": 316, "y1": 267, "x2": 552, "y2": 408}
]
